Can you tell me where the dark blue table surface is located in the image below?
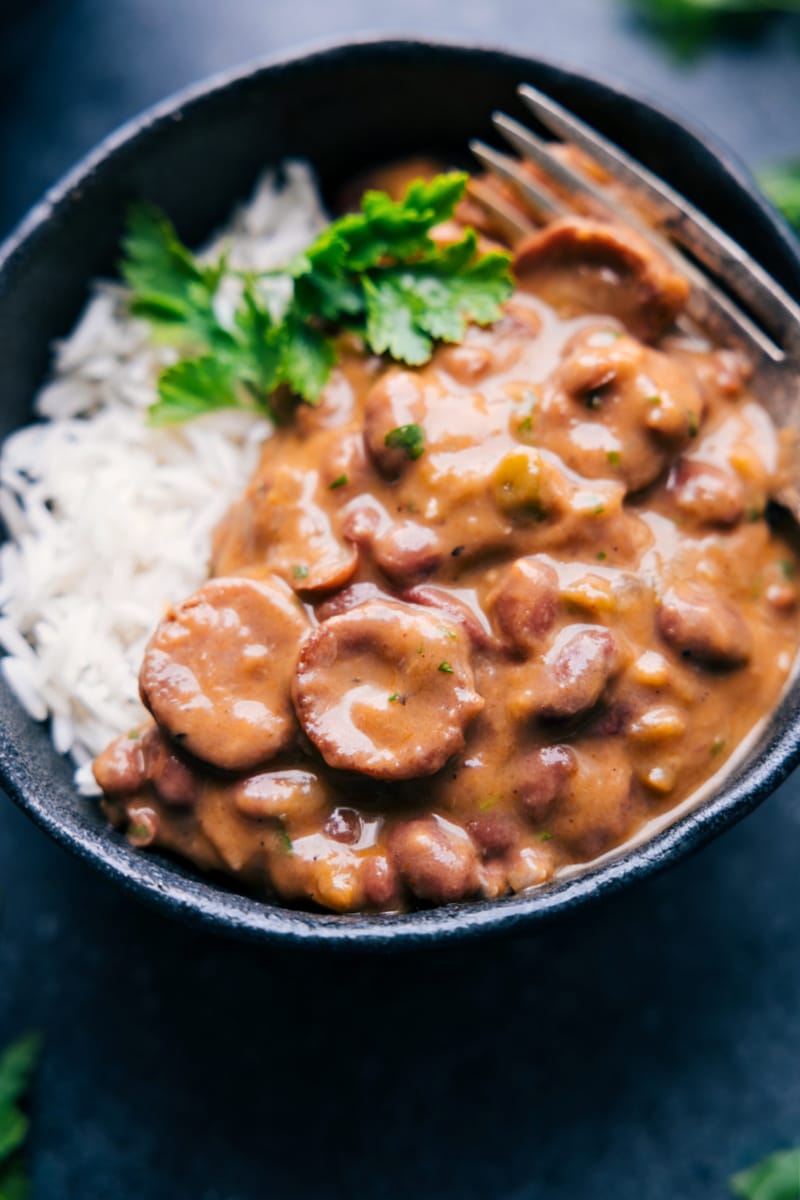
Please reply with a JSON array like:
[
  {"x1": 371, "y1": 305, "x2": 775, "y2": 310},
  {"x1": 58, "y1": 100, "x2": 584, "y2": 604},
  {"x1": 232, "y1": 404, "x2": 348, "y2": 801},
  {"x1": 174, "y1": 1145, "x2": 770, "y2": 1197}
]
[{"x1": 2, "y1": 3, "x2": 800, "y2": 1196}]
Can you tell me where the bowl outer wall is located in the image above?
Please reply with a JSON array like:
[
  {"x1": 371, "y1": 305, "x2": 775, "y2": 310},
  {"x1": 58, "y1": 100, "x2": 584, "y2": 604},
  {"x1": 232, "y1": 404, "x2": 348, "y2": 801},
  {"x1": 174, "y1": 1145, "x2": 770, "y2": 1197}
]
[{"x1": 1, "y1": 35, "x2": 799, "y2": 949}]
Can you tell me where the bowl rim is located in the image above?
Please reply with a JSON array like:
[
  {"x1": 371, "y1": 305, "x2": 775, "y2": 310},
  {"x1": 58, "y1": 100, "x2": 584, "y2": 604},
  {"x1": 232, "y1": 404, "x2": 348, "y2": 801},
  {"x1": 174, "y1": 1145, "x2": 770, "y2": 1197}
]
[{"x1": 2, "y1": 33, "x2": 800, "y2": 949}]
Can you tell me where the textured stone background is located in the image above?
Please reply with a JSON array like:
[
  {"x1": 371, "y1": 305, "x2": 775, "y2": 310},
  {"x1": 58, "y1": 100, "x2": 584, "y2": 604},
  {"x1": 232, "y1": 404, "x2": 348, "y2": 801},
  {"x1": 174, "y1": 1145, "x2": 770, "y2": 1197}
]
[{"x1": 1, "y1": 3, "x2": 799, "y2": 1195}]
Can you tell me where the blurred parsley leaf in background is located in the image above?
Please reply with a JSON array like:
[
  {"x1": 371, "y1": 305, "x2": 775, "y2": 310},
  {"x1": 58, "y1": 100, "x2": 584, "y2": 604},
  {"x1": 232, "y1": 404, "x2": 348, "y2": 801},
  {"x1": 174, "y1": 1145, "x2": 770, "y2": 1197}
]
[
  {"x1": 627, "y1": 0, "x2": 800, "y2": 56},
  {"x1": 0, "y1": 1033, "x2": 41, "y2": 1200},
  {"x1": 758, "y1": 162, "x2": 800, "y2": 229},
  {"x1": 731, "y1": 1147, "x2": 800, "y2": 1200}
]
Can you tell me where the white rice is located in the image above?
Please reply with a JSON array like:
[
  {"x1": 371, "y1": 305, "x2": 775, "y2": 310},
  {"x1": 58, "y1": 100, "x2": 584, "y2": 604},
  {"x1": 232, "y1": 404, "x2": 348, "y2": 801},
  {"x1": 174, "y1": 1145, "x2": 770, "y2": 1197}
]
[{"x1": 0, "y1": 162, "x2": 328, "y2": 794}]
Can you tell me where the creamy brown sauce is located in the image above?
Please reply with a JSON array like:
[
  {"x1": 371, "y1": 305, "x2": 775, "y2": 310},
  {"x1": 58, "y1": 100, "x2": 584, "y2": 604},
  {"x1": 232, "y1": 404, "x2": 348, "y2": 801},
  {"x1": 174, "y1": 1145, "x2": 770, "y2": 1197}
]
[{"x1": 93, "y1": 163, "x2": 800, "y2": 914}]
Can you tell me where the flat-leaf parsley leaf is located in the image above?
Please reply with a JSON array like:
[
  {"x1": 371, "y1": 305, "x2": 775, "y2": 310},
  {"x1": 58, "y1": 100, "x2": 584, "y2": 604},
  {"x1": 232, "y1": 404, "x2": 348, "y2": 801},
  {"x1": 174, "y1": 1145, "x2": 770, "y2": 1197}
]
[{"x1": 122, "y1": 172, "x2": 513, "y2": 425}]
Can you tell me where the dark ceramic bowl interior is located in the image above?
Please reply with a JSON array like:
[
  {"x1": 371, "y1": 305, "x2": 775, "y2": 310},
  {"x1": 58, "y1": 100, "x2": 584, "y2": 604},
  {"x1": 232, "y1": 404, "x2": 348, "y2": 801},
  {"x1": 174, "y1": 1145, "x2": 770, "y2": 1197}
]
[{"x1": 2, "y1": 37, "x2": 800, "y2": 948}]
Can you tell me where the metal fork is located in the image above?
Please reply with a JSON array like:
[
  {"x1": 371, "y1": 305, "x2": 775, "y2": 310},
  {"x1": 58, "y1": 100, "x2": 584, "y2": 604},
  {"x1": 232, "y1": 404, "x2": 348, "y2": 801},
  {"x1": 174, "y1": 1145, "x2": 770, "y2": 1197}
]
[{"x1": 469, "y1": 84, "x2": 800, "y2": 520}]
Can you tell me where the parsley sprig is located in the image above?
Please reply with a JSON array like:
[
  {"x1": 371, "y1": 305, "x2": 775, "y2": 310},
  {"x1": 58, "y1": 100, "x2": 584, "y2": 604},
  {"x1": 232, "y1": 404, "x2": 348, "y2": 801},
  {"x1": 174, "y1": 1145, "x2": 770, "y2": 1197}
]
[
  {"x1": 121, "y1": 173, "x2": 513, "y2": 425},
  {"x1": 0, "y1": 1032, "x2": 41, "y2": 1199}
]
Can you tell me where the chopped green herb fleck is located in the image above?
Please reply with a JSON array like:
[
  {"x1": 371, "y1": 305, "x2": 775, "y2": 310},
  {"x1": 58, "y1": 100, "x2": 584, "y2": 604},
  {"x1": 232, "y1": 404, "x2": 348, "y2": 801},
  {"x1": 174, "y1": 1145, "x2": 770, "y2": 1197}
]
[
  {"x1": 585, "y1": 390, "x2": 603, "y2": 410},
  {"x1": 479, "y1": 796, "x2": 498, "y2": 812},
  {"x1": 606, "y1": 450, "x2": 621, "y2": 467},
  {"x1": 779, "y1": 560, "x2": 795, "y2": 579},
  {"x1": 438, "y1": 661, "x2": 455, "y2": 674},
  {"x1": 128, "y1": 822, "x2": 151, "y2": 841},
  {"x1": 385, "y1": 423, "x2": 425, "y2": 461},
  {"x1": 438, "y1": 627, "x2": 457, "y2": 641},
  {"x1": 711, "y1": 737, "x2": 726, "y2": 756},
  {"x1": 647, "y1": 394, "x2": 662, "y2": 406},
  {"x1": 747, "y1": 506, "x2": 763, "y2": 523},
  {"x1": 594, "y1": 502, "x2": 606, "y2": 516},
  {"x1": 687, "y1": 411, "x2": 700, "y2": 437},
  {"x1": 329, "y1": 473, "x2": 348, "y2": 490},
  {"x1": 291, "y1": 564, "x2": 310, "y2": 580},
  {"x1": 597, "y1": 551, "x2": 607, "y2": 561},
  {"x1": 517, "y1": 415, "x2": 533, "y2": 434},
  {"x1": 388, "y1": 693, "x2": 400, "y2": 704},
  {"x1": 127, "y1": 729, "x2": 140, "y2": 740},
  {"x1": 539, "y1": 831, "x2": 553, "y2": 842},
  {"x1": 276, "y1": 827, "x2": 293, "y2": 854}
]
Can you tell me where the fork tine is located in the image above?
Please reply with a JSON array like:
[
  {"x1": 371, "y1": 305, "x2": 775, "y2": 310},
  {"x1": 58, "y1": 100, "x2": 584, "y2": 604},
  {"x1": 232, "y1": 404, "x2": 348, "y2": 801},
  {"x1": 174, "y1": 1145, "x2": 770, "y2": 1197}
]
[
  {"x1": 469, "y1": 140, "x2": 566, "y2": 223},
  {"x1": 518, "y1": 83, "x2": 800, "y2": 354},
  {"x1": 492, "y1": 111, "x2": 784, "y2": 363},
  {"x1": 465, "y1": 177, "x2": 536, "y2": 242}
]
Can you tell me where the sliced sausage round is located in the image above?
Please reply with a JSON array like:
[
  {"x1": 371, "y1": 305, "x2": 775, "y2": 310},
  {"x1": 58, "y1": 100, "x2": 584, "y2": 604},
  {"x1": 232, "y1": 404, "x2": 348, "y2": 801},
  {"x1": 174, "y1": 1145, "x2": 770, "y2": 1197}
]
[
  {"x1": 514, "y1": 216, "x2": 689, "y2": 341},
  {"x1": 293, "y1": 599, "x2": 484, "y2": 780},
  {"x1": 140, "y1": 575, "x2": 310, "y2": 772},
  {"x1": 401, "y1": 585, "x2": 495, "y2": 651}
]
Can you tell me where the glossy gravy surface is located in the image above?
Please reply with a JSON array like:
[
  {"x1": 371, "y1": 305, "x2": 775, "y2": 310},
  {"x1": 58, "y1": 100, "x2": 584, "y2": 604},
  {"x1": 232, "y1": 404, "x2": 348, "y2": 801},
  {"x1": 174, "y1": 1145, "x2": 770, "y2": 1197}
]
[{"x1": 94, "y1": 174, "x2": 800, "y2": 914}]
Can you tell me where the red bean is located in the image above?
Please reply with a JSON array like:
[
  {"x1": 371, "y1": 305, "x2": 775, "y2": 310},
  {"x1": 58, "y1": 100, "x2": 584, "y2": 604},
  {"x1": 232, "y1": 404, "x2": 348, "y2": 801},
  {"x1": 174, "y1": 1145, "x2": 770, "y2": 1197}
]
[
  {"x1": 389, "y1": 816, "x2": 480, "y2": 904},
  {"x1": 466, "y1": 813, "x2": 518, "y2": 856},
  {"x1": 537, "y1": 628, "x2": 620, "y2": 719},
  {"x1": 363, "y1": 370, "x2": 425, "y2": 478},
  {"x1": 488, "y1": 557, "x2": 560, "y2": 654},
  {"x1": 517, "y1": 744, "x2": 577, "y2": 821},
  {"x1": 658, "y1": 586, "x2": 751, "y2": 668},
  {"x1": 150, "y1": 745, "x2": 201, "y2": 809},
  {"x1": 667, "y1": 459, "x2": 744, "y2": 526},
  {"x1": 371, "y1": 521, "x2": 442, "y2": 586},
  {"x1": 93, "y1": 730, "x2": 149, "y2": 795},
  {"x1": 362, "y1": 854, "x2": 401, "y2": 909},
  {"x1": 324, "y1": 807, "x2": 362, "y2": 845}
]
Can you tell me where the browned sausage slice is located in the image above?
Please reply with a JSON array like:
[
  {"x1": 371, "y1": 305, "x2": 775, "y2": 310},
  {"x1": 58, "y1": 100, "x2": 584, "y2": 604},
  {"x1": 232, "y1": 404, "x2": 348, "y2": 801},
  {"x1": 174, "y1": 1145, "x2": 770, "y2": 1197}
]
[
  {"x1": 140, "y1": 575, "x2": 310, "y2": 771},
  {"x1": 514, "y1": 216, "x2": 689, "y2": 341},
  {"x1": 293, "y1": 599, "x2": 484, "y2": 779},
  {"x1": 401, "y1": 585, "x2": 495, "y2": 651},
  {"x1": 657, "y1": 585, "x2": 751, "y2": 668}
]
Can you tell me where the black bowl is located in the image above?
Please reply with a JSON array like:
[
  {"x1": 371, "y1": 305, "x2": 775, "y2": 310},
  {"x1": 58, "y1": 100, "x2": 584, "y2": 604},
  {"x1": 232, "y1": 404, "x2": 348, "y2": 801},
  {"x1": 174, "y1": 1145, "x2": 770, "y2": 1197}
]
[{"x1": 2, "y1": 36, "x2": 799, "y2": 948}]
